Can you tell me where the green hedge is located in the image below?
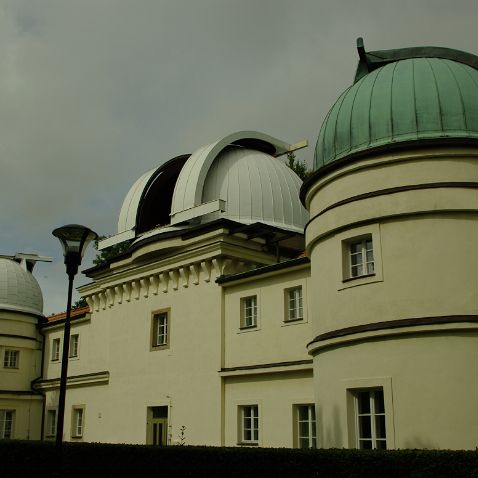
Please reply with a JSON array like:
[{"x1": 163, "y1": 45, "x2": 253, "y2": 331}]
[{"x1": 1, "y1": 441, "x2": 478, "y2": 478}]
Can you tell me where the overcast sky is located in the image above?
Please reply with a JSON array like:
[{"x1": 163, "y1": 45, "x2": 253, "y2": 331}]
[{"x1": 1, "y1": 0, "x2": 476, "y2": 314}]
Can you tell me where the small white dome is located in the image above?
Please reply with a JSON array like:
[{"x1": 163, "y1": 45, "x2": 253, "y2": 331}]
[
  {"x1": 201, "y1": 146, "x2": 307, "y2": 232},
  {"x1": 0, "y1": 258, "x2": 43, "y2": 315}
]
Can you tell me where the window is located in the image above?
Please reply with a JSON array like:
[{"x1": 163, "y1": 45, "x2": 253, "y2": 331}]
[
  {"x1": 51, "y1": 338, "x2": 61, "y2": 361},
  {"x1": 286, "y1": 287, "x2": 303, "y2": 321},
  {"x1": 152, "y1": 311, "x2": 169, "y2": 348},
  {"x1": 46, "y1": 409, "x2": 57, "y2": 438},
  {"x1": 296, "y1": 405, "x2": 316, "y2": 449},
  {"x1": 349, "y1": 237, "x2": 374, "y2": 278},
  {"x1": 71, "y1": 406, "x2": 84, "y2": 438},
  {"x1": 239, "y1": 405, "x2": 259, "y2": 444},
  {"x1": 241, "y1": 296, "x2": 257, "y2": 328},
  {"x1": 69, "y1": 334, "x2": 79, "y2": 358},
  {"x1": 3, "y1": 350, "x2": 19, "y2": 369},
  {"x1": 0, "y1": 410, "x2": 14, "y2": 439},
  {"x1": 355, "y1": 389, "x2": 386, "y2": 449}
]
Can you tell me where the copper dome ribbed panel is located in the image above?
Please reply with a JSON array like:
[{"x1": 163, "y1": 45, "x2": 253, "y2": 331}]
[{"x1": 315, "y1": 58, "x2": 478, "y2": 169}]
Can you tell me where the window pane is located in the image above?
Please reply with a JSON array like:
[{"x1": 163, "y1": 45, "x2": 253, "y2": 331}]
[
  {"x1": 374, "y1": 391, "x2": 385, "y2": 413},
  {"x1": 350, "y1": 242, "x2": 362, "y2": 254},
  {"x1": 360, "y1": 439, "x2": 373, "y2": 449},
  {"x1": 376, "y1": 439, "x2": 387, "y2": 450},
  {"x1": 351, "y1": 252, "x2": 362, "y2": 265},
  {"x1": 298, "y1": 406, "x2": 308, "y2": 421},
  {"x1": 375, "y1": 415, "x2": 386, "y2": 439},
  {"x1": 359, "y1": 416, "x2": 372, "y2": 439},
  {"x1": 299, "y1": 421, "x2": 310, "y2": 437},
  {"x1": 357, "y1": 392, "x2": 371, "y2": 414}
]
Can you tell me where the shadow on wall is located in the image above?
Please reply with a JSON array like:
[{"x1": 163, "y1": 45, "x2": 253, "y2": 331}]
[{"x1": 324, "y1": 404, "x2": 343, "y2": 448}]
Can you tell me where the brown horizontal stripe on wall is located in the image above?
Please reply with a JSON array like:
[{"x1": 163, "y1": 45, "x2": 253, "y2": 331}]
[
  {"x1": 221, "y1": 359, "x2": 313, "y2": 373},
  {"x1": 306, "y1": 182, "x2": 478, "y2": 228},
  {"x1": 0, "y1": 333, "x2": 39, "y2": 342},
  {"x1": 308, "y1": 315, "x2": 478, "y2": 346}
]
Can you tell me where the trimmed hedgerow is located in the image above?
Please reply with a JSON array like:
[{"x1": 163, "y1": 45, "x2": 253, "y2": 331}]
[{"x1": 1, "y1": 441, "x2": 478, "y2": 478}]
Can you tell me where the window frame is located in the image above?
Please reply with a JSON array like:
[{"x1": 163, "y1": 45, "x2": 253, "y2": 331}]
[
  {"x1": 69, "y1": 334, "x2": 80, "y2": 358},
  {"x1": 51, "y1": 338, "x2": 61, "y2": 362},
  {"x1": 295, "y1": 404, "x2": 317, "y2": 449},
  {"x1": 238, "y1": 404, "x2": 259, "y2": 445},
  {"x1": 338, "y1": 224, "x2": 383, "y2": 290},
  {"x1": 285, "y1": 286, "x2": 304, "y2": 322},
  {"x1": 46, "y1": 409, "x2": 57, "y2": 438},
  {"x1": 3, "y1": 349, "x2": 19, "y2": 369},
  {"x1": 150, "y1": 309, "x2": 171, "y2": 350},
  {"x1": 71, "y1": 406, "x2": 85, "y2": 439},
  {"x1": 240, "y1": 295, "x2": 258, "y2": 329},
  {"x1": 346, "y1": 235, "x2": 374, "y2": 280},
  {"x1": 354, "y1": 389, "x2": 387, "y2": 450},
  {"x1": 0, "y1": 409, "x2": 15, "y2": 439}
]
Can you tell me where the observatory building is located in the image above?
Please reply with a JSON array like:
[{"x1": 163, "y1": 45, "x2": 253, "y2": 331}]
[{"x1": 11, "y1": 41, "x2": 478, "y2": 449}]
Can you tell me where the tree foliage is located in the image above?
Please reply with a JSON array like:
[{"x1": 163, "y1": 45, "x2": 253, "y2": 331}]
[
  {"x1": 286, "y1": 152, "x2": 311, "y2": 181},
  {"x1": 72, "y1": 297, "x2": 87, "y2": 309},
  {"x1": 92, "y1": 235, "x2": 132, "y2": 266}
]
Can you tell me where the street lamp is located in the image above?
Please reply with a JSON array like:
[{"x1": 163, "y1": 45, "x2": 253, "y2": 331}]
[{"x1": 52, "y1": 224, "x2": 97, "y2": 449}]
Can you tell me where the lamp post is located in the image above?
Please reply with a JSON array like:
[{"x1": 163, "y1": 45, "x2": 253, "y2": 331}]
[{"x1": 52, "y1": 224, "x2": 98, "y2": 450}]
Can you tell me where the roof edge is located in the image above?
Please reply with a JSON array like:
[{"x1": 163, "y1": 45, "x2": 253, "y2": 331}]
[{"x1": 355, "y1": 37, "x2": 478, "y2": 82}]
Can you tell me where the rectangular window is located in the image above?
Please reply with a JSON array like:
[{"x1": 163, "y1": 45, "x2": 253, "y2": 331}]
[
  {"x1": 3, "y1": 350, "x2": 19, "y2": 369},
  {"x1": 296, "y1": 404, "x2": 317, "y2": 449},
  {"x1": 46, "y1": 409, "x2": 57, "y2": 437},
  {"x1": 349, "y1": 237, "x2": 374, "y2": 278},
  {"x1": 51, "y1": 338, "x2": 61, "y2": 361},
  {"x1": 152, "y1": 312, "x2": 169, "y2": 348},
  {"x1": 69, "y1": 334, "x2": 79, "y2": 358},
  {"x1": 286, "y1": 287, "x2": 303, "y2": 321},
  {"x1": 0, "y1": 410, "x2": 14, "y2": 439},
  {"x1": 241, "y1": 296, "x2": 257, "y2": 328},
  {"x1": 239, "y1": 405, "x2": 259, "y2": 444},
  {"x1": 71, "y1": 407, "x2": 84, "y2": 438},
  {"x1": 355, "y1": 389, "x2": 386, "y2": 449}
]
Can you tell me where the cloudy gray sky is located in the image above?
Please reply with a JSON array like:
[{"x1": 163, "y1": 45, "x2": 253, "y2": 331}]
[{"x1": 1, "y1": 0, "x2": 476, "y2": 314}]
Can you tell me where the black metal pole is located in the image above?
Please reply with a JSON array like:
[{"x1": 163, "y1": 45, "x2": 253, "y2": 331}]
[{"x1": 56, "y1": 273, "x2": 75, "y2": 450}]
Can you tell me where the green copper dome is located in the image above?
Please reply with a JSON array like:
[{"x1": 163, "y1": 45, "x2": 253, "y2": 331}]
[{"x1": 314, "y1": 42, "x2": 478, "y2": 170}]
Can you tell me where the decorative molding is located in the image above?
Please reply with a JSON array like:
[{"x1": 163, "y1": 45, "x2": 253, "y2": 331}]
[
  {"x1": 33, "y1": 371, "x2": 110, "y2": 391},
  {"x1": 220, "y1": 359, "x2": 313, "y2": 377},
  {"x1": 140, "y1": 277, "x2": 150, "y2": 298},
  {"x1": 179, "y1": 266, "x2": 189, "y2": 288},
  {"x1": 150, "y1": 275, "x2": 160, "y2": 295},
  {"x1": 307, "y1": 315, "x2": 478, "y2": 353},
  {"x1": 82, "y1": 256, "x2": 258, "y2": 310}
]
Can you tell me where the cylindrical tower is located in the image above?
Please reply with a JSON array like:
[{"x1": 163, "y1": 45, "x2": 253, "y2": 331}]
[
  {"x1": 301, "y1": 42, "x2": 478, "y2": 450},
  {"x1": 0, "y1": 255, "x2": 47, "y2": 440}
]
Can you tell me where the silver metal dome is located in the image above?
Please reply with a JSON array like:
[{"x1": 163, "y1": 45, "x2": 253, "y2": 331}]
[
  {"x1": 0, "y1": 258, "x2": 43, "y2": 315},
  {"x1": 100, "y1": 131, "x2": 308, "y2": 249},
  {"x1": 198, "y1": 146, "x2": 307, "y2": 232}
]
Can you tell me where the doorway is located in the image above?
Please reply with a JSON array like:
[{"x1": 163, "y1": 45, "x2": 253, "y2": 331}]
[{"x1": 147, "y1": 406, "x2": 168, "y2": 445}]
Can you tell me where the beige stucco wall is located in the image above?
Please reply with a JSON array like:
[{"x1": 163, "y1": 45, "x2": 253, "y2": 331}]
[
  {"x1": 44, "y1": 278, "x2": 223, "y2": 445},
  {"x1": 224, "y1": 370, "x2": 314, "y2": 448},
  {"x1": 41, "y1": 230, "x2": 315, "y2": 447},
  {"x1": 223, "y1": 266, "x2": 312, "y2": 367},
  {"x1": 305, "y1": 146, "x2": 478, "y2": 450},
  {"x1": 315, "y1": 331, "x2": 478, "y2": 450},
  {"x1": 0, "y1": 311, "x2": 43, "y2": 440}
]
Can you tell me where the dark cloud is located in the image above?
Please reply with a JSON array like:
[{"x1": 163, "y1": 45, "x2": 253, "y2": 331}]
[{"x1": 0, "y1": 0, "x2": 476, "y2": 313}]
